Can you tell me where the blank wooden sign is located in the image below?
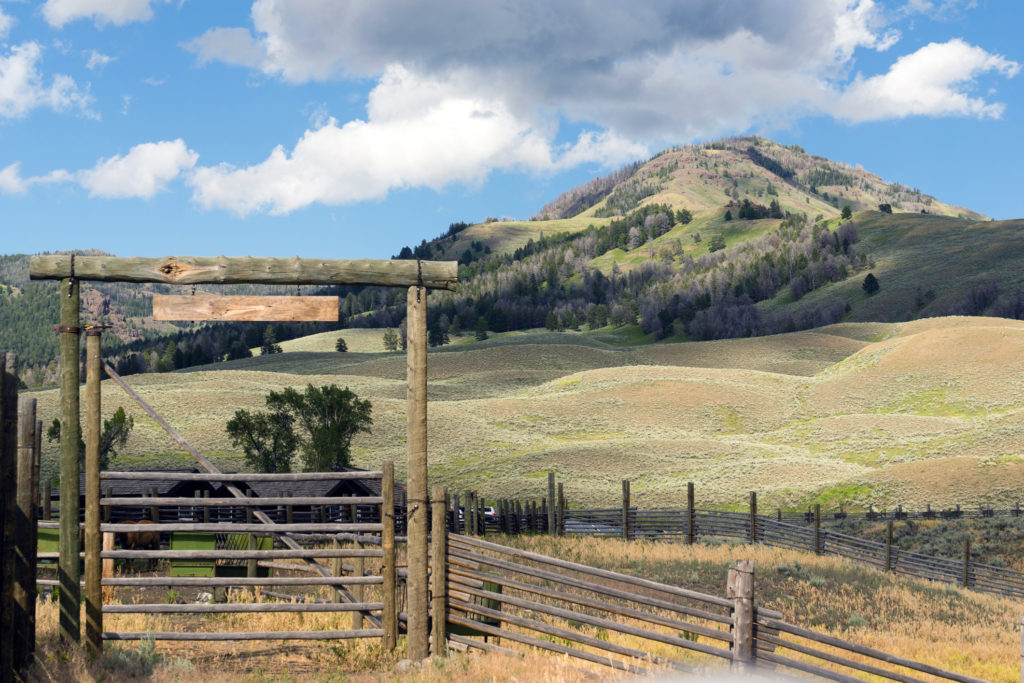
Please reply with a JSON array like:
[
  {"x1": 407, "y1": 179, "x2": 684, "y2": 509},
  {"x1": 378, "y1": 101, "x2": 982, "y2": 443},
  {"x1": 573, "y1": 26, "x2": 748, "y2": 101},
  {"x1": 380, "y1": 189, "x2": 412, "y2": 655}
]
[{"x1": 153, "y1": 295, "x2": 339, "y2": 322}]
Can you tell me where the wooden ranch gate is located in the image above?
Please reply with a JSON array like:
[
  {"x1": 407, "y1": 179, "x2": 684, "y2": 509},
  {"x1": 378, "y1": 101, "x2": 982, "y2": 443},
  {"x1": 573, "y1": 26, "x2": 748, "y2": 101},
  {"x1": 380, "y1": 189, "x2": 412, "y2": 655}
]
[
  {"x1": 28, "y1": 254, "x2": 457, "y2": 661},
  {"x1": 99, "y1": 469, "x2": 395, "y2": 644}
]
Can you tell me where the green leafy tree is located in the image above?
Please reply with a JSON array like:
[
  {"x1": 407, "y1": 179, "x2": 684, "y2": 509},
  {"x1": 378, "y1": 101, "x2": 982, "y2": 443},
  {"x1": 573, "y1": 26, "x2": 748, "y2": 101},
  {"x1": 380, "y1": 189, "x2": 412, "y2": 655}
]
[
  {"x1": 545, "y1": 310, "x2": 558, "y2": 331},
  {"x1": 878, "y1": 203, "x2": 892, "y2": 214},
  {"x1": 266, "y1": 384, "x2": 373, "y2": 471},
  {"x1": 382, "y1": 328, "x2": 398, "y2": 352},
  {"x1": 47, "y1": 406, "x2": 134, "y2": 469},
  {"x1": 474, "y1": 318, "x2": 488, "y2": 341},
  {"x1": 335, "y1": 336, "x2": 348, "y2": 352},
  {"x1": 862, "y1": 272, "x2": 880, "y2": 295},
  {"x1": 226, "y1": 409, "x2": 297, "y2": 473},
  {"x1": 841, "y1": 205, "x2": 853, "y2": 220},
  {"x1": 708, "y1": 234, "x2": 727, "y2": 253},
  {"x1": 261, "y1": 325, "x2": 283, "y2": 355}
]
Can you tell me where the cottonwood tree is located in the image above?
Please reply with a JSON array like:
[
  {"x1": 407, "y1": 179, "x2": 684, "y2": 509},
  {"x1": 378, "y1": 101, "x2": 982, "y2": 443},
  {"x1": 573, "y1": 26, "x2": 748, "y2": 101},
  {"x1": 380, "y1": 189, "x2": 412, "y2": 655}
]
[
  {"x1": 47, "y1": 406, "x2": 135, "y2": 469},
  {"x1": 266, "y1": 384, "x2": 373, "y2": 471},
  {"x1": 226, "y1": 409, "x2": 297, "y2": 473}
]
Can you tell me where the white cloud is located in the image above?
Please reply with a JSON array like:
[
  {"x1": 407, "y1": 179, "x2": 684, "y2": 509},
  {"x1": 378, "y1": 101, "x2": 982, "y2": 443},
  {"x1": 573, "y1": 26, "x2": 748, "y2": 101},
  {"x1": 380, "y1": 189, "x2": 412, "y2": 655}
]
[
  {"x1": 838, "y1": 39, "x2": 1020, "y2": 121},
  {"x1": 0, "y1": 163, "x2": 27, "y2": 194},
  {"x1": 85, "y1": 50, "x2": 114, "y2": 70},
  {"x1": 78, "y1": 139, "x2": 198, "y2": 198},
  {"x1": 190, "y1": 66, "x2": 561, "y2": 215},
  {"x1": 0, "y1": 7, "x2": 15, "y2": 40},
  {"x1": 181, "y1": 27, "x2": 264, "y2": 68},
  {"x1": 0, "y1": 42, "x2": 94, "y2": 119},
  {"x1": 42, "y1": 0, "x2": 168, "y2": 28}
]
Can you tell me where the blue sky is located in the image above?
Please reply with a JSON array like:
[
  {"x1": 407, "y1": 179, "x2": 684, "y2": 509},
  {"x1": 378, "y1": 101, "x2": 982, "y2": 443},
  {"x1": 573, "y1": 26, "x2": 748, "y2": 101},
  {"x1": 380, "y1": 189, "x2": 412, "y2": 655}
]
[{"x1": 0, "y1": 0, "x2": 1020, "y2": 259}]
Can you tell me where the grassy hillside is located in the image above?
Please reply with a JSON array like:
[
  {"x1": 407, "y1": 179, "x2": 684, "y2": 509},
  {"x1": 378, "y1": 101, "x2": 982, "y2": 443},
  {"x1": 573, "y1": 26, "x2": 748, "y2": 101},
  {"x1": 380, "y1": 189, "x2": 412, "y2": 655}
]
[{"x1": 27, "y1": 316, "x2": 1024, "y2": 514}]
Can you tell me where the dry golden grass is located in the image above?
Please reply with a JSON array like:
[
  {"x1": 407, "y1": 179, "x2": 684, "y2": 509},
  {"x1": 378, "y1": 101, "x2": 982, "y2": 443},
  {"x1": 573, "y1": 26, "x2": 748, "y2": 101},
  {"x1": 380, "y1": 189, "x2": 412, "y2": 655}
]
[
  {"x1": 26, "y1": 316, "x2": 1024, "y2": 511},
  {"x1": 26, "y1": 535, "x2": 1017, "y2": 681}
]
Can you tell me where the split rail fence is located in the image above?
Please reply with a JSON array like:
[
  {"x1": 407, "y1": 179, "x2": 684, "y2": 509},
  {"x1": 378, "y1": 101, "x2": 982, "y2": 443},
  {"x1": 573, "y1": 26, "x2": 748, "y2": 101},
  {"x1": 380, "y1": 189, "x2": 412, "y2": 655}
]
[{"x1": 431, "y1": 509, "x2": 989, "y2": 681}]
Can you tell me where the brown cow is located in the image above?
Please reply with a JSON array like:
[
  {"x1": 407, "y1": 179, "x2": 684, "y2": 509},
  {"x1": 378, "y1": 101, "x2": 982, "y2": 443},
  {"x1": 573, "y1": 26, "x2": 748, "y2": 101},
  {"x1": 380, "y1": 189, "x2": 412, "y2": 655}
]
[{"x1": 118, "y1": 519, "x2": 160, "y2": 570}]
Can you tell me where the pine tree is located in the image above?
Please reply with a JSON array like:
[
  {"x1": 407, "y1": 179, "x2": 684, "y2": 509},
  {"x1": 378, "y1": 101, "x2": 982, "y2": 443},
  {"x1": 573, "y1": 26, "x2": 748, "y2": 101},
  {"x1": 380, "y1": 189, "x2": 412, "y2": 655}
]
[
  {"x1": 335, "y1": 336, "x2": 348, "y2": 352},
  {"x1": 382, "y1": 328, "x2": 399, "y2": 351},
  {"x1": 261, "y1": 325, "x2": 283, "y2": 355},
  {"x1": 862, "y1": 272, "x2": 880, "y2": 295},
  {"x1": 474, "y1": 318, "x2": 488, "y2": 341},
  {"x1": 841, "y1": 205, "x2": 853, "y2": 220}
]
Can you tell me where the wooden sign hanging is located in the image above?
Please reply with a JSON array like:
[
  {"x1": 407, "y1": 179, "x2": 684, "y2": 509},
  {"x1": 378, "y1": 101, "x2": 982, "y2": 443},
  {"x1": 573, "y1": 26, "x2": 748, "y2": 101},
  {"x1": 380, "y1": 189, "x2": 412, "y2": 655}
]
[{"x1": 152, "y1": 295, "x2": 339, "y2": 322}]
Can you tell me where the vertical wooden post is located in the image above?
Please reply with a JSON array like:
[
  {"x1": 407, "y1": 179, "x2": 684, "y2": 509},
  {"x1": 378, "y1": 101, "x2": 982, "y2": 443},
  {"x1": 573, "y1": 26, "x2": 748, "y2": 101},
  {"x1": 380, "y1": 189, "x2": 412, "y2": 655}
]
[
  {"x1": 479, "y1": 497, "x2": 487, "y2": 537},
  {"x1": 687, "y1": 482, "x2": 695, "y2": 545},
  {"x1": 58, "y1": 275, "x2": 81, "y2": 644},
  {"x1": 622, "y1": 480, "x2": 631, "y2": 541},
  {"x1": 962, "y1": 537, "x2": 971, "y2": 588},
  {"x1": 84, "y1": 331, "x2": 102, "y2": 658},
  {"x1": 148, "y1": 488, "x2": 158, "y2": 523},
  {"x1": 14, "y1": 397, "x2": 37, "y2": 671},
  {"x1": 203, "y1": 490, "x2": 210, "y2": 524},
  {"x1": 452, "y1": 493, "x2": 460, "y2": 535},
  {"x1": 885, "y1": 520, "x2": 893, "y2": 572},
  {"x1": 557, "y1": 483, "x2": 565, "y2": 536},
  {"x1": 30, "y1": 418, "x2": 41, "y2": 662},
  {"x1": 101, "y1": 533, "x2": 114, "y2": 603},
  {"x1": 350, "y1": 537, "x2": 364, "y2": 630},
  {"x1": 515, "y1": 500, "x2": 523, "y2": 535},
  {"x1": 406, "y1": 285, "x2": 429, "y2": 661},
  {"x1": 0, "y1": 351, "x2": 15, "y2": 679},
  {"x1": 43, "y1": 481, "x2": 51, "y2": 520},
  {"x1": 381, "y1": 461, "x2": 397, "y2": 652},
  {"x1": 749, "y1": 491, "x2": 757, "y2": 544},
  {"x1": 727, "y1": 560, "x2": 754, "y2": 669},
  {"x1": 431, "y1": 485, "x2": 448, "y2": 657},
  {"x1": 246, "y1": 490, "x2": 256, "y2": 578},
  {"x1": 547, "y1": 472, "x2": 556, "y2": 536},
  {"x1": 468, "y1": 492, "x2": 477, "y2": 536},
  {"x1": 285, "y1": 491, "x2": 294, "y2": 525},
  {"x1": 813, "y1": 504, "x2": 821, "y2": 555}
]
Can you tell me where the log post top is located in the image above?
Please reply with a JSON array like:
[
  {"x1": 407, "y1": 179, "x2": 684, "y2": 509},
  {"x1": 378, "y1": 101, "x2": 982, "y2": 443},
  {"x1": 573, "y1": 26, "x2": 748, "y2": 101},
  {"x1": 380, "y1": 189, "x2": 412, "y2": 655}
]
[{"x1": 30, "y1": 254, "x2": 458, "y2": 290}]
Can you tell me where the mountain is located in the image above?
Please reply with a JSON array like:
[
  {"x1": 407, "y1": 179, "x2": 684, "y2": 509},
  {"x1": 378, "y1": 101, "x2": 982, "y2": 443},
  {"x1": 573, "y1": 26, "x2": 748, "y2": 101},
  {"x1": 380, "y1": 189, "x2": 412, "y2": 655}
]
[{"x1": 0, "y1": 136, "x2": 1018, "y2": 385}]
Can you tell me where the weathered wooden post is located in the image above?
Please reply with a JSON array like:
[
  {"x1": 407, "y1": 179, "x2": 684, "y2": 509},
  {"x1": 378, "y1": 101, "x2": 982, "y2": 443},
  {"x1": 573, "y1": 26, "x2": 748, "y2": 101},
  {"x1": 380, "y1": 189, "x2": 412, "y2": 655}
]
[
  {"x1": 622, "y1": 480, "x2": 631, "y2": 541},
  {"x1": 547, "y1": 472, "x2": 556, "y2": 536},
  {"x1": 406, "y1": 285, "x2": 429, "y2": 660},
  {"x1": 43, "y1": 480, "x2": 51, "y2": 520},
  {"x1": 58, "y1": 274, "x2": 81, "y2": 644},
  {"x1": 350, "y1": 536, "x2": 365, "y2": 631},
  {"x1": 285, "y1": 491, "x2": 294, "y2": 525},
  {"x1": 727, "y1": 560, "x2": 754, "y2": 670},
  {"x1": 431, "y1": 485, "x2": 448, "y2": 657},
  {"x1": 749, "y1": 491, "x2": 757, "y2": 544},
  {"x1": 557, "y1": 483, "x2": 565, "y2": 536},
  {"x1": 84, "y1": 330, "x2": 102, "y2": 658},
  {"x1": 246, "y1": 489, "x2": 257, "y2": 578},
  {"x1": 0, "y1": 351, "x2": 15, "y2": 678},
  {"x1": 148, "y1": 487, "x2": 159, "y2": 523},
  {"x1": 101, "y1": 532, "x2": 114, "y2": 603},
  {"x1": 962, "y1": 537, "x2": 971, "y2": 588},
  {"x1": 452, "y1": 493, "x2": 460, "y2": 534},
  {"x1": 381, "y1": 460, "x2": 397, "y2": 652},
  {"x1": 14, "y1": 397, "x2": 37, "y2": 671},
  {"x1": 479, "y1": 496, "x2": 487, "y2": 537},
  {"x1": 813, "y1": 504, "x2": 822, "y2": 555},
  {"x1": 687, "y1": 482, "x2": 695, "y2": 545},
  {"x1": 203, "y1": 490, "x2": 211, "y2": 524},
  {"x1": 885, "y1": 520, "x2": 894, "y2": 572}
]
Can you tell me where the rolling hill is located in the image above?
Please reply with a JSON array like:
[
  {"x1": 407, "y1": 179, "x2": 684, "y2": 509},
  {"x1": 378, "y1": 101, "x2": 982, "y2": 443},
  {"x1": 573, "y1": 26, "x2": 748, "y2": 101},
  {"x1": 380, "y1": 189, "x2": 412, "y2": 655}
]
[{"x1": 24, "y1": 316, "x2": 1024, "y2": 513}]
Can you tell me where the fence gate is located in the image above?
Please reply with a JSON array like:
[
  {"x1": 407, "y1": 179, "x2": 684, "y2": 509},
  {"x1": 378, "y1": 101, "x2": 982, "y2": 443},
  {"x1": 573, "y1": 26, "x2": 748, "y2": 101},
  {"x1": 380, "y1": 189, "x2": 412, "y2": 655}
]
[{"x1": 93, "y1": 469, "x2": 397, "y2": 646}]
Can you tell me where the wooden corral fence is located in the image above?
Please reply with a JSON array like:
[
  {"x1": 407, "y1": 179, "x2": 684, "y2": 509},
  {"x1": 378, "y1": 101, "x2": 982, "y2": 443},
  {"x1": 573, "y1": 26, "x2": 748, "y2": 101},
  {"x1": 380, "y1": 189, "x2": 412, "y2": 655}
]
[
  {"x1": 445, "y1": 476, "x2": 1024, "y2": 602},
  {"x1": 429, "y1": 508, "x2": 990, "y2": 681},
  {"x1": 26, "y1": 253, "x2": 457, "y2": 665}
]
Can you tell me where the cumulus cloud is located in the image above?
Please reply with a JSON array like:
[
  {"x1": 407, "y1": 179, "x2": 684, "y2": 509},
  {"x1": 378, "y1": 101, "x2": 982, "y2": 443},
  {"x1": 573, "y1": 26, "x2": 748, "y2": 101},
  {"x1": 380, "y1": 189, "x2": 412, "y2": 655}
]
[
  {"x1": 0, "y1": 42, "x2": 94, "y2": 119},
  {"x1": 85, "y1": 50, "x2": 114, "y2": 70},
  {"x1": 190, "y1": 66, "x2": 563, "y2": 215},
  {"x1": 42, "y1": 0, "x2": 169, "y2": 28},
  {"x1": 1, "y1": 139, "x2": 198, "y2": 198},
  {"x1": 0, "y1": 7, "x2": 15, "y2": 40},
  {"x1": 0, "y1": 163, "x2": 27, "y2": 194},
  {"x1": 174, "y1": 0, "x2": 1019, "y2": 216},
  {"x1": 78, "y1": 139, "x2": 198, "y2": 198},
  {"x1": 838, "y1": 39, "x2": 1020, "y2": 121}
]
